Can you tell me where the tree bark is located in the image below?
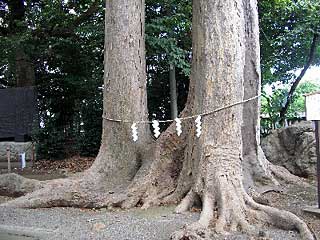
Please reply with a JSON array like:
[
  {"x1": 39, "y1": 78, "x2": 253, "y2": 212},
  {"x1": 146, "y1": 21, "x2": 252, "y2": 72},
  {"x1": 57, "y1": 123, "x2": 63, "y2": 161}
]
[
  {"x1": 241, "y1": 0, "x2": 279, "y2": 189},
  {"x1": 7, "y1": 0, "x2": 35, "y2": 87},
  {"x1": 0, "y1": 0, "x2": 154, "y2": 208},
  {"x1": 169, "y1": 63, "x2": 178, "y2": 119},
  {"x1": 0, "y1": 0, "x2": 315, "y2": 239},
  {"x1": 90, "y1": 0, "x2": 152, "y2": 183},
  {"x1": 170, "y1": 0, "x2": 314, "y2": 239}
]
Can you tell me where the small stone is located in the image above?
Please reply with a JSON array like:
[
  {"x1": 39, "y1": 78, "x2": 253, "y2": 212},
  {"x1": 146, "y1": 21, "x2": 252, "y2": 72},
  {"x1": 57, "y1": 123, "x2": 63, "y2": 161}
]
[{"x1": 92, "y1": 222, "x2": 106, "y2": 232}]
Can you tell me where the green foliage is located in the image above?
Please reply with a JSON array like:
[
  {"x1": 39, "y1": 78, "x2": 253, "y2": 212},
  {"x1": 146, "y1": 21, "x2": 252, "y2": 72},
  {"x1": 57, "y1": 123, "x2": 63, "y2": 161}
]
[
  {"x1": 259, "y1": 0, "x2": 320, "y2": 85},
  {"x1": 1, "y1": 0, "x2": 104, "y2": 159},
  {"x1": 261, "y1": 81, "x2": 320, "y2": 135},
  {"x1": 0, "y1": 0, "x2": 319, "y2": 158},
  {"x1": 0, "y1": 0, "x2": 193, "y2": 158},
  {"x1": 146, "y1": 0, "x2": 191, "y2": 126}
]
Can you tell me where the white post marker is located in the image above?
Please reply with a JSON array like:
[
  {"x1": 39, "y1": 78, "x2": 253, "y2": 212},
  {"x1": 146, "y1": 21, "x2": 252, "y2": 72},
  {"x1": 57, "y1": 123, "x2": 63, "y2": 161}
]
[
  {"x1": 20, "y1": 152, "x2": 26, "y2": 169},
  {"x1": 304, "y1": 91, "x2": 320, "y2": 215}
]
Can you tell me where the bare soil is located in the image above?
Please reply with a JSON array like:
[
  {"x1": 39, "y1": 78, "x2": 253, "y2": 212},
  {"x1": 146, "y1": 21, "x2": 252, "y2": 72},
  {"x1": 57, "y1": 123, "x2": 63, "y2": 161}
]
[{"x1": 264, "y1": 181, "x2": 320, "y2": 238}]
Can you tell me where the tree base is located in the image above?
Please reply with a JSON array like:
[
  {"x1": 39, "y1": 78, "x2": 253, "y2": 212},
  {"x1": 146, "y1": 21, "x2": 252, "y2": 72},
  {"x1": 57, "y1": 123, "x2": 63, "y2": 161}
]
[{"x1": 0, "y1": 146, "x2": 315, "y2": 240}]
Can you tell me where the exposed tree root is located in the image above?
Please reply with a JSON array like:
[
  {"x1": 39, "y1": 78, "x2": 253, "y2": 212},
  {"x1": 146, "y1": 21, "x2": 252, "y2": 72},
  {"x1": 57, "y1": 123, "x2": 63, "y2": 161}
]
[
  {"x1": 0, "y1": 168, "x2": 128, "y2": 208},
  {"x1": 0, "y1": 120, "x2": 185, "y2": 209},
  {"x1": 269, "y1": 163, "x2": 311, "y2": 188},
  {"x1": 0, "y1": 124, "x2": 314, "y2": 240},
  {"x1": 171, "y1": 186, "x2": 315, "y2": 240},
  {"x1": 0, "y1": 173, "x2": 42, "y2": 197},
  {"x1": 111, "y1": 121, "x2": 189, "y2": 209},
  {"x1": 170, "y1": 147, "x2": 315, "y2": 240}
]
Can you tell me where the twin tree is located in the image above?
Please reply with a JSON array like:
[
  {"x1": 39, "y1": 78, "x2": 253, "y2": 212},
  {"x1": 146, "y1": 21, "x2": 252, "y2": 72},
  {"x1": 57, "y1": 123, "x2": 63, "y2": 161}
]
[{"x1": 0, "y1": 0, "x2": 315, "y2": 239}]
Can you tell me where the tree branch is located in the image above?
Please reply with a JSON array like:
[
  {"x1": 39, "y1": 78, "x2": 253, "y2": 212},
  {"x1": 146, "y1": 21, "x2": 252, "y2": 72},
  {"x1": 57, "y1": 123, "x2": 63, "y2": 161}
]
[
  {"x1": 32, "y1": 0, "x2": 101, "y2": 39},
  {"x1": 71, "y1": 0, "x2": 100, "y2": 29},
  {"x1": 279, "y1": 32, "x2": 319, "y2": 125}
]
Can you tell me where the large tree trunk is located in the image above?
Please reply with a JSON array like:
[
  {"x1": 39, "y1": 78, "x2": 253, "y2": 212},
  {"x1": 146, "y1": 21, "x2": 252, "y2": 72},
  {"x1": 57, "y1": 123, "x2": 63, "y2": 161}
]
[
  {"x1": 0, "y1": 0, "x2": 153, "y2": 208},
  {"x1": 90, "y1": 0, "x2": 152, "y2": 183},
  {"x1": 170, "y1": 0, "x2": 314, "y2": 239},
  {"x1": 241, "y1": 0, "x2": 278, "y2": 189},
  {"x1": 0, "y1": 0, "x2": 315, "y2": 239}
]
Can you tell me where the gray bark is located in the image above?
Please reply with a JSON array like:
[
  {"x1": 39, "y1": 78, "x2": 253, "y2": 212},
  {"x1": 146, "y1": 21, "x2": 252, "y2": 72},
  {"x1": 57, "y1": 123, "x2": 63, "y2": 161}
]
[
  {"x1": 0, "y1": 1, "x2": 315, "y2": 239},
  {"x1": 89, "y1": 0, "x2": 152, "y2": 184},
  {"x1": 171, "y1": 0, "x2": 314, "y2": 239},
  {"x1": 0, "y1": 0, "x2": 154, "y2": 208},
  {"x1": 241, "y1": 0, "x2": 277, "y2": 188},
  {"x1": 15, "y1": 47, "x2": 35, "y2": 87},
  {"x1": 169, "y1": 63, "x2": 178, "y2": 119}
]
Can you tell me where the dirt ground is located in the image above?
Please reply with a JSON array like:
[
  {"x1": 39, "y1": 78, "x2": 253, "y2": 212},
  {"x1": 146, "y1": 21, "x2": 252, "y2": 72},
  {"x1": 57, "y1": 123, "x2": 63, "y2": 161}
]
[
  {"x1": 0, "y1": 161, "x2": 319, "y2": 240},
  {"x1": 264, "y1": 181, "x2": 320, "y2": 238}
]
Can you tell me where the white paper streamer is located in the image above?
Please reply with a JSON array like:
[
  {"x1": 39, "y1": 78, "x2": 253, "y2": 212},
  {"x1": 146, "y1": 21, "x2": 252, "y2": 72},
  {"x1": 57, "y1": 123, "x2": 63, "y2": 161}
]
[
  {"x1": 175, "y1": 118, "x2": 182, "y2": 136},
  {"x1": 131, "y1": 123, "x2": 138, "y2": 142},
  {"x1": 152, "y1": 120, "x2": 161, "y2": 138},
  {"x1": 195, "y1": 115, "x2": 202, "y2": 138}
]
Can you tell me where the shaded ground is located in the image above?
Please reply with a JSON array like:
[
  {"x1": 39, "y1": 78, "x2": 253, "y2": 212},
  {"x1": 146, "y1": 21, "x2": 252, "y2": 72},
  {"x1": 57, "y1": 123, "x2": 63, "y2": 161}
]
[
  {"x1": 32, "y1": 156, "x2": 94, "y2": 174},
  {"x1": 0, "y1": 159, "x2": 319, "y2": 240},
  {"x1": 264, "y1": 182, "x2": 320, "y2": 238},
  {"x1": 0, "y1": 183, "x2": 319, "y2": 240},
  {"x1": 0, "y1": 206, "x2": 199, "y2": 240},
  {"x1": 0, "y1": 233, "x2": 37, "y2": 240}
]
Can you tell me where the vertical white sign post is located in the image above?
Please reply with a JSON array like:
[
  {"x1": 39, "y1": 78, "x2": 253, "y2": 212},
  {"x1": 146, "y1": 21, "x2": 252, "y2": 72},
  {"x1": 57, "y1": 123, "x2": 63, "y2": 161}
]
[
  {"x1": 305, "y1": 91, "x2": 320, "y2": 210},
  {"x1": 20, "y1": 152, "x2": 26, "y2": 169}
]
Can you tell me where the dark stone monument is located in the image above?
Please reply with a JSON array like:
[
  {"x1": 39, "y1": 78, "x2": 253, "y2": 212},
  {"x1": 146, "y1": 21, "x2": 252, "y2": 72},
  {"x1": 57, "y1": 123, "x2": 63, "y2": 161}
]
[{"x1": 0, "y1": 87, "x2": 37, "y2": 142}]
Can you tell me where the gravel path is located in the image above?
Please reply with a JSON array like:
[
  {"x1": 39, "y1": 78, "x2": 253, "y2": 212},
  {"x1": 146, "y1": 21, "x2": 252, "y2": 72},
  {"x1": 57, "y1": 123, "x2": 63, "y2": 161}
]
[
  {"x1": 0, "y1": 175, "x2": 319, "y2": 239},
  {"x1": 0, "y1": 206, "x2": 199, "y2": 240},
  {"x1": 0, "y1": 204, "x2": 309, "y2": 240}
]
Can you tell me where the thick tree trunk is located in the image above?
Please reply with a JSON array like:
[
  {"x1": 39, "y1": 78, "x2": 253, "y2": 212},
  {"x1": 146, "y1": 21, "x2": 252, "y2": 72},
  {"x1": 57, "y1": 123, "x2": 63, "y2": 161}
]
[
  {"x1": 241, "y1": 0, "x2": 278, "y2": 189},
  {"x1": 90, "y1": 0, "x2": 152, "y2": 184},
  {"x1": 0, "y1": 0, "x2": 315, "y2": 239},
  {"x1": 170, "y1": 0, "x2": 314, "y2": 239},
  {"x1": 0, "y1": 0, "x2": 153, "y2": 208}
]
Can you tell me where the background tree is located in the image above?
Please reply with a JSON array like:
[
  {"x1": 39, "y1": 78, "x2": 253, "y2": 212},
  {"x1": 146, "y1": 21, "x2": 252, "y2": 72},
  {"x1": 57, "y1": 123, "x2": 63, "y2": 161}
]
[
  {"x1": 261, "y1": 81, "x2": 320, "y2": 134},
  {"x1": 0, "y1": 0, "x2": 315, "y2": 239},
  {"x1": 146, "y1": 0, "x2": 191, "y2": 126},
  {"x1": 0, "y1": 0, "x2": 105, "y2": 158},
  {"x1": 0, "y1": 0, "x2": 193, "y2": 156},
  {"x1": 1, "y1": 0, "x2": 319, "y2": 158},
  {"x1": 259, "y1": 0, "x2": 320, "y2": 125}
]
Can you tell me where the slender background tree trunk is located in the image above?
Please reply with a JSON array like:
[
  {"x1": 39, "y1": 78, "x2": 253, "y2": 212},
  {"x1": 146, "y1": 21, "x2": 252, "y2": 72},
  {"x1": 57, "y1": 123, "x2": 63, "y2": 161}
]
[{"x1": 169, "y1": 63, "x2": 178, "y2": 119}]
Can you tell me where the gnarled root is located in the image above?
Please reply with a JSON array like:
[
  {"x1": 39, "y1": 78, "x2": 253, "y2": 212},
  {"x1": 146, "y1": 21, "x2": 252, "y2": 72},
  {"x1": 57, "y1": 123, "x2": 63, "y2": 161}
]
[
  {"x1": 113, "y1": 149, "x2": 183, "y2": 209},
  {"x1": 269, "y1": 163, "x2": 311, "y2": 188},
  {"x1": 1, "y1": 177, "x2": 91, "y2": 208},
  {"x1": 171, "y1": 184, "x2": 314, "y2": 240},
  {"x1": 0, "y1": 170, "x2": 125, "y2": 209},
  {"x1": 171, "y1": 147, "x2": 315, "y2": 240}
]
